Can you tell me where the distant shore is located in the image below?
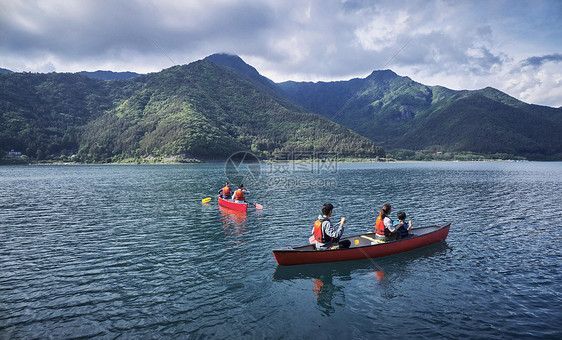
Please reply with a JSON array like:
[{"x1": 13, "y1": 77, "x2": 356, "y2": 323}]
[{"x1": 1, "y1": 156, "x2": 545, "y2": 166}]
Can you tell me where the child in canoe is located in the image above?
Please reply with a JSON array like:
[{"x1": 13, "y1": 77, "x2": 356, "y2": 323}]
[{"x1": 394, "y1": 211, "x2": 413, "y2": 238}]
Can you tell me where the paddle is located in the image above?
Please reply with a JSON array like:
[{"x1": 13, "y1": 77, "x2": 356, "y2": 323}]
[
  {"x1": 245, "y1": 201, "x2": 263, "y2": 209},
  {"x1": 361, "y1": 234, "x2": 385, "y2": 243},
  {"x1": 202, "y1": 197, "x2": 212, "y2": 203}
]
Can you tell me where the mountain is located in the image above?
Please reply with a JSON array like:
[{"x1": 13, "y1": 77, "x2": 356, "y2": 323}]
[
  {"x1": 0, "y1": 68, "x2": 12, "y2": 73},
  {"x1": 2, "y1": 53, "x2": 562, "y2": 162},
  {"x1": 0, "y1": 72, "x2": 144, "y2": 159},
  {"x1": 78, "y1": 70, "x2": 140, "y2": 80},
  {"x1": 0, "y1": 60, "x2": 382, "y2": 162},
  {"x1": 204, "y1": 53, "x2": 276, "y2": 91},
  {"x1": 79, "y1": 60, "x2": 382, "y2": 161},
  {"x1": 276, "y1": 70, "x2": 562, "y2": 160}
]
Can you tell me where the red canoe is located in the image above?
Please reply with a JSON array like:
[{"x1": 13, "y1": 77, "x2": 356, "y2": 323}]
[
  {"x1": 218, "y1": 196, "x2": 248, "y2": 213},
  {"x1": 273, "y1": 223, "x2": 450, "y2": 266}
]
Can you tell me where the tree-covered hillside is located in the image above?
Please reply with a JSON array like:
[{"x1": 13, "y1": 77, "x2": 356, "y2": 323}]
[
  {"x1": 78, "y1": 61, "x2": 383, "y2": 161},
  {"x1": 0, "y1": 72, "x2": 144, "y2": 159},
  {"x1": 78, "y1": 70, "x2": 140, "y2": 81},
  {"x1": 277, "y1": 70, "x2": 562, "y2": 160},
  {"x1": 0, "y1": 60, "x2": 383, "y2": 162},
  {"x1": 3, "y1": 53, "x2": 561, "y2": 162}
]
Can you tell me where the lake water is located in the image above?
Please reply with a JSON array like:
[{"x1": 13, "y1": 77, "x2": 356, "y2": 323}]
[{"x1": 1, "y1": 161, "x2": 561, "y2": 338}]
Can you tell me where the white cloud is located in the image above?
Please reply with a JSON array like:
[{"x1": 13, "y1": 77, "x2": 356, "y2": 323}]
[
  {"x1": 0, "y1": 0, "x2": 561, "y2": 106},
  {"x1": 506, "y1": 60, "x2": 562, "y2": 107},
  {"x1": 354, "y1": 10, "x2": 411, "y2": 51}
]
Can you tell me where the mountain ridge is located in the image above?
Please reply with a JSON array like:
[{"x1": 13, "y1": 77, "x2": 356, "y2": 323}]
[
  {"x1": 0, "y1": 59, "x2": 383, "y2": 162},
  {"x1": 264, "y1": 59, "x2": 562, "y2": 160},
  {"x1": 78, "y1": 70, "x2": 140, "y2": 80},
  {"x1": 2, "y1": 54, "x2": 562, "y2": 161}
]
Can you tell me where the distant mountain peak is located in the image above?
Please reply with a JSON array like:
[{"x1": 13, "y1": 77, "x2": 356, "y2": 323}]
[
  {"x1": 205, "y1": 53, "x2": 244, "y2": 63},
  {"x1": 204, "y1": 53, "x2": 258, "y2": 76},
  {"x1": 204, "y1": 53, "x2": 275, "y2": 89},
  {"x1": 366, "y1": 69, "x2": 399, "y2": 80},
  {"x1": 0, "y1": 68, "x2": 13, "y2": 73}
]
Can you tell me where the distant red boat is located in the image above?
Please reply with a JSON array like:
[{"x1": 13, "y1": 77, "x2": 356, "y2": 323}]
[
  {"x1": 273, "y1": 223, "x2": 450, "y2": 266},
  {"x1": 218, "y1": 196, "x2": 248, "y2": 213}
]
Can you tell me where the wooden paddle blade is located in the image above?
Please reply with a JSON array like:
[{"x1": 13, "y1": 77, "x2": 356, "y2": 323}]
[
  {"x1": 202, "y1": 197, "x2": 212, "y2": 203},
  {"x1": 254, "y1": 203, "x2": 263, "y2": 209}
]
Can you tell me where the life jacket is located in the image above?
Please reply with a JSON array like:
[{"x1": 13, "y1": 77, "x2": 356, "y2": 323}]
[
  {"x1": 375, "y1": 215, "x2": 387, "y2": 236},
  {"x1": 234, "y1": 189, "x2": 244, "y2": 201},
  {"x1": 222, "y1": 186, "x2": 231, "y2": 196},
  {"x1": 314, "y1": 217, "x2": 333, "y2": 243}
]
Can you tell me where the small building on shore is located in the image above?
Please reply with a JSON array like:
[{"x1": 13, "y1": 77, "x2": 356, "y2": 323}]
[{"x1": 5, "y1": 150, "x2": 23, "y2": 158}]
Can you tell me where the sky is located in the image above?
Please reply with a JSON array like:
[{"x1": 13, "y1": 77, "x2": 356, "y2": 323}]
[{"x1": 1, "y1": 0, "x2": 561, "y2": 107}]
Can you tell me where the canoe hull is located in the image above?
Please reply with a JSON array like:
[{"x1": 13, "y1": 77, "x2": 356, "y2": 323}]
[
  {"x1": 218, "y1": 197, "x2": 248, "y2": 213},
  {"x1": 273, "y1": 223, "x2": 450, "y2": 266}
]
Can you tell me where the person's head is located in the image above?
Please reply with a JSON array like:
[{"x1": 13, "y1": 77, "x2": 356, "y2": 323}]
[
  {"x1": 321, "y1": 203, "x2": 334, "y2": 217},
  {"x1": 225, "y1": 181, "x2": 229, "y2": 186},
  {"x1": 238, "y1": 183, "x2": 244, "y2": 188},
  {"x1": 379, "y1": 203, "x2": 392, "y2": 218},
  {"x1": 397, "y1": 211, "x2": 406, "y2": 221}
]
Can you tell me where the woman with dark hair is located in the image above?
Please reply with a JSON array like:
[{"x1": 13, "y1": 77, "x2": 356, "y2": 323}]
[{"x1": 374, "y1": 203, "x2": 400, "y2": 242}]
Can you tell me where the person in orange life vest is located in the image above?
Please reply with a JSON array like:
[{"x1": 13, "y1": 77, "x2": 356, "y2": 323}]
[
  {"x1": 374, "y1": 203, "x2": 401, "y2": 241},
  {"x1": 233, "y1": 184, "x2": 250, "y2": 203},
  {"x1": 311, "y1": 203, "x2": 350, "y2": 250},
  {"x1": 218, "y1": 181, "x2": 232, "y2": 199}
]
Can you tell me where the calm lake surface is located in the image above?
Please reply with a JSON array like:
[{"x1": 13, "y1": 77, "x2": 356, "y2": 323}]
[{"x1": 1, "y1": 161, "x2": 561, "y2": 338}]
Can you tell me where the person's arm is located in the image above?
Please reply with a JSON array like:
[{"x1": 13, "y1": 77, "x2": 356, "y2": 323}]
[
  {"x1": 324, "y1": 220, "x2": 344, "y2": 239},
  {"x1": 384, "y1": 217, "x2": 396, "y2": 233}
]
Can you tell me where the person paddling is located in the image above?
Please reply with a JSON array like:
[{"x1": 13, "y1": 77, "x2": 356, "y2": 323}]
[
  {"x1": 218, "y1": 181, "x2": 232, "y2": 199},
  {"x1": 233, "y1": 184, "x2": 250, "y2": 203},
  {"x1": 374, "y1": 203, "x2": 401, "y2": 242},
  {"x1": 312, "y1": 203, "x2": 350, "y2": 250}
]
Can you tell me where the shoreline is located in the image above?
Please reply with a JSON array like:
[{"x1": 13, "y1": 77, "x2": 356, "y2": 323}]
[{"x1": 0, "y1": 158, "x2": 545, "y2": 166}]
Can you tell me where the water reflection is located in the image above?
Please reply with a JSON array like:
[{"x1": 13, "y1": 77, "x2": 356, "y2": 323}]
[
  {"x1": 219, "y1": 205, "x2": 247, "y2": 246},
  {"x1": 273, "y1": 242, "x2": 450, "y2": 314}
]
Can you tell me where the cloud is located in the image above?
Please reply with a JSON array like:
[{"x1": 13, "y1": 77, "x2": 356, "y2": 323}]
[
  {"x1": 0, "y1": 0, "x2": 561, "y2": 106},
  {"x1": 521, "y1": 54, "x2": 562, "y2": 68}
]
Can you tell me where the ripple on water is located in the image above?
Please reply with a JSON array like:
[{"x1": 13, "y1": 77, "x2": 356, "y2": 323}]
[{"x1": 0, "y1": 162, "x2": 561, "y2": 338}]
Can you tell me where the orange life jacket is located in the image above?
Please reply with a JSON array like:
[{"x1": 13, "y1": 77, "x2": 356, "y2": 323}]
[
  {"x1": 314, "y1": 219, "x2": 333, "y2": 243},
  {"x1": 234, "y1": 189, "x2": 244, "y2": 200},
  {"x1": 375, "y1": 215, "x2": 386, "y2": 236},
  {"x1": 222, "y1": 186, "x2": 231, "y2": 196}
]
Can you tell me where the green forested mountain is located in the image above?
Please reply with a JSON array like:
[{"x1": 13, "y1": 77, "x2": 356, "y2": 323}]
[
  {"x1": 2, "y1": 54, "x2": 562, "y2": 162},
  {"x1": 276, "y1": 70, "x2": 562, "y2": 160},
  {"x1": 0, "y1": 72, "x2": 144, "y2": 159},
  {"x1": 78, "y1": 70, "x2": 140, "y2": 81},
  {"x1": 0, "y1": 60, "x2": 382, "y2": 162},
  {"x1": 204, "y1": 53, "x2": 277, "y2": 91}
]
